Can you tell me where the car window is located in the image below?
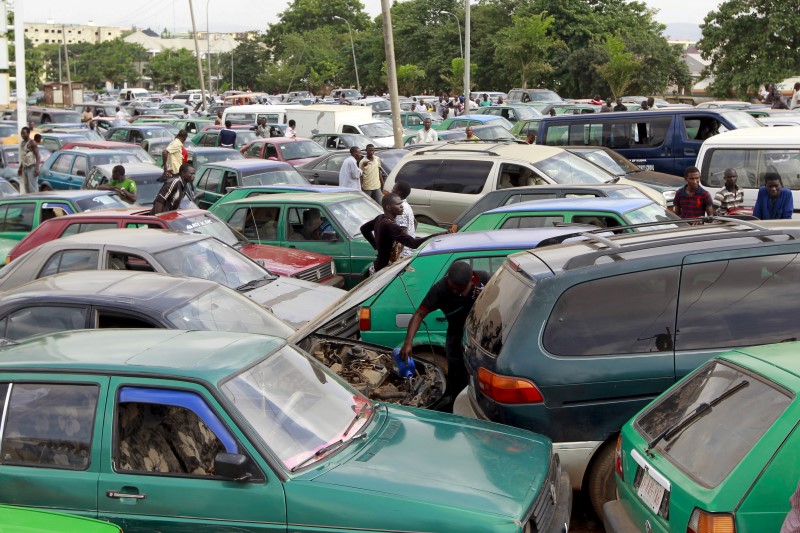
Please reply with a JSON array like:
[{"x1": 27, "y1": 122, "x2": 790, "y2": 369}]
[
  {"x1": 1, "y1": 382, "x2": 99, "y2": 470},
  {"x1": 60, "y1": 222, "x2": 119, "y2": 238},
  {"x1": 39, "y1": 249, "x2": 100, "y2": 277},
  {"x1": 4, "y1": 306, "x2": 88, "y2": 340},
  {"x1": 71, "y1": 155, "x2": 88, "y2": 177},
  {"x1": 432, "y1": 160, "x2": 492, "y2": 195},
  {"x1": 543, "y1": 267, "x2": 680, "y2": 356},
  {"x1": 1, "y1": 203, "x2": 35, "y2": 232},
  {"x1": 230, "y1": 206, "x2": 280, "y2": 240},
  {"x1": 676, "y1": 254, "x2": 800, "y2": 351},
  {"x1": 498, "y1": 163, "x2": 548, "y2": 189},
  {"x1": 286, "y1": 207, "x2": 335, "y2": 241},
  {"x1": 109, "y1": 129, "x2": 128, "y2": 142},
  {"x1": 456, "y1": 255, "x2": 507, "y2": 276},
  {"x1": 323, "y1": 153, "x2": 349, "y2": 172},
  {"x1": 683, "y1": 116, "x2": 725, "y2": 141},
  {"x1": 507, "y1": 193, "x2": 558, "y2": 205},
  {"x1": 500, "y1": 215, "x2": 564, "y2": 229},
  {"x1": 395, "y1": 160, "x2": 441, "y2": 190},
  {"x1": 245, "y1": 143, "x2": 262, "y2": 158},
  {"x1": 204, "y1": 168, "x2": 223, "y2": 192},
  {"x1": 41, "y1": 138, "x2": 61, "y2": 152},
  {"x1": 50, "y1": 154, "x2": 74, "y2": 173},
  {"x1": 106, "y1": 252, "x2": 156, "y2": 272}
]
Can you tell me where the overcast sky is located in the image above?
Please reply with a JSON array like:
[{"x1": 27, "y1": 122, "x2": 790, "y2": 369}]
[{"x1": 23, "y1": 0, "x2": 722, "y2": 34}]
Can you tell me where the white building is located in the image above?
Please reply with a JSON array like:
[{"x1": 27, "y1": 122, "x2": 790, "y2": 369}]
[{"x1": 24, "y1": 21, "x2": 123, "y2": 46}]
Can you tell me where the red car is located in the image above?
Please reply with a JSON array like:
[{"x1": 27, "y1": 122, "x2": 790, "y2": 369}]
[
  {"x1": 8, "y1": 208, "x2": 344, "y2": 287},
  {"x1": 240, "y1": 137, "x2": 328, "y2": 167},
  {"x1": 59, "y1": 140, "x2": 155, "y2": 164}
]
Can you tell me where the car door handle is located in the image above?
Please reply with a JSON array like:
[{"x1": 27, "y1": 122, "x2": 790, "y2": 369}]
[
  {"x1": 107, "y1": 490, "x2": 146, "y2": 500},
  {"x1": 684, "y1": 148, "x2": 696, "y2": 156},
  {"x1": 435, "y1": 316, "x2": 447, "y2": 322}
]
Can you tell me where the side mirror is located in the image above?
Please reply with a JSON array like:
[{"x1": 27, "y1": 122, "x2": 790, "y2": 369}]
[{"x1": 215, "y1": 453, "x2": 252, "y2": 481}]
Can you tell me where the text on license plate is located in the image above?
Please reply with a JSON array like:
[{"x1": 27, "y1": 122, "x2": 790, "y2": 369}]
[{"x1": 637, "y1": 469, "x2": 667, "y2": 514}]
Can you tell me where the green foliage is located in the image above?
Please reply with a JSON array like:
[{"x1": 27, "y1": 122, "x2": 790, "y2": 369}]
[
  {"x1": 492, "y1": 11, "x2": 562, "y2": 89},
  {"x1": 441, "y1": 58, "x2": 477, "y2": 96},
  {"x1": 595, "y1": 34, "x2": 640, "y2": 99},
  {"x1": 149, "y1": 48, "x2": 200, "y2": 90},
  {"x1": 216, "y1": 39, "x2": 270, "y2": 91},
  {"x1": 395, "y1": 64, "x2": 426, "y2": 94}
]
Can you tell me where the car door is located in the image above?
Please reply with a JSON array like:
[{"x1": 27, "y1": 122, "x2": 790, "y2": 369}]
[
  {"x1": 97, "y1": 379, "x2": 286, "y2": 532},
  {"x1": 45, "y1": 153, "x2": 75, "y2": 189},
  {"x1": 70, "y1": 155, "x2": 90, "y2": 188},
  {"x1": 195, "y1": 167, "x2": 224, "y2": 209},
  {"x1": 310, "y1": 152, "x2": 349, "y2": 186},
  {"x1": 0, "y1": 376, "x2": 110, "y2": 519},
  {"x1": 0, "y1": 201, "x2": 37, "y2": 240},
  {"x1": 430, "y1": 159, "x2": 494, "y2": 225},
  {"x1": 282, "y1": 205, "x2": 350, "y2": 275}
]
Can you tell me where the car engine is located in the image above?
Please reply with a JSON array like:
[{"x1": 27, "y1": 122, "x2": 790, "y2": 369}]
[{"x1": 306, "y1": 339, "x2": 445, "y2": 409}]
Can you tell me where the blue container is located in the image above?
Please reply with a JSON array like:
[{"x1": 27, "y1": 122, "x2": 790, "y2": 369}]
[{"x1": 391, "y1": 348, "x2": 416, "y2": 378}]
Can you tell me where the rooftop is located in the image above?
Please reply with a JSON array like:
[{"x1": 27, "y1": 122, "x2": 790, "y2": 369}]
[
  {"x1": 56, "y1": 227, "x2": 206, "y2": 250},
  {"x1": 224, "y1": 192, "x2": 365, "y2": 205},
  {"x1": 484, "y1": 196, "x2": 652, "y2": 215},
  {"x1": 418, "y1": 227, "x2": 594, "y2": 256}
]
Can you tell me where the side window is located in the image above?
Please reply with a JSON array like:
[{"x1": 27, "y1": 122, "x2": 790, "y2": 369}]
[
  {"x1": 109, "y1": 129, "x2": 128, "y2": 142},
  {"x1": 60, "y1": 222, "x2": 119, "y2": 238},
  {"x1": 265, "y1": 144, "x2": 278, "y2": 159},
  {"x1": 341, "y1": 125, "x2": 359, "y2": 134},
  {"x1": 50, "y1": 154, "x2": 74, "y2": 173},
  {"x1": 1, "y1": 383, "x2": 99, "y2": 470},
  {"x1": 395, "y1": 160, "x2": 441, "y2": 190},
  {"x1": 195, "y1": 168, "x2": 210, "y2": 190},
  {"x1": 245, "y1": 143, "x2": 261, "y2": 158},
  {"x1": 286, "y1": 207, "x2": 332, "y2": 241},
  {"x1": 97, "y1": 311, "x2": 158, "y2": 328},
  {"x1": 509, "y1": 193, "x2": 558, "y2": 204},
  {"x1": 4, "y1": 306, "x2": 88, "y2": 340},
  {"x1": 572, "y1": 215, "x2": 619, "y2": 228},
  {"x1": 41, "y1": 139, "x2": 61, "y2": 152},
  {"x1": 106, "y1": 252, "x2": 155, "y2": 272},
  {"x1": 2, "y1": 203, "x2": 36, "y2": 232},
  {"x1": 39, "y1": 203, "x2": 72, "y2": 224},
  {"x1": 39, "y1": 249, "x2": 100, "y2": 277},
  {"x1": 704, "y1": 149, "x2": 755, "y2": 188},
  {"x1": 200, "y1": 134, "x2": 218, "y2": 147},
  {"x1": 500, "y1": 215, "x2": 563, "y2": 229},
  {"x1": 222, "y1": 172, "x2": 238, "y2": 191},
  {"x1": 455, "y1": 256, "x2": 507, "y2": 276},
  {"x1": 323, "y1": 153, "x2": 349, "y2": 172},
  {"x1": 433, "y1": 160, "x2": 493, "y2": 194},
  {"x1": 72, "y1": 155, "x2": 88, "y2": 177},
  {"x1": 237, "y1": 207, "x2": 280, "y2": 240},
  {"x1": 677, "y1": 254, "x2": 800, "y2": 351},
  {"x1": 115, "y1": 387, "x2": 240, "y2": 477},
  {"x1": 683, "y1": 116, "x2": 722, "y2": 141},
  {"x1": 204, "y1": 169, "x2": 223, "y2": 192},
  {"x1": 543, "y1": 267, "x2": 680, "y2": 356},
  {"x1": 544, "y1": 125, "x2": 568, "y2": 145},
  {"x1": 498, "y1": 163, "x2": 547, "y2": 189},
  {"x1": 407, "y1": 115, "x2": 422, "y2": 127}
]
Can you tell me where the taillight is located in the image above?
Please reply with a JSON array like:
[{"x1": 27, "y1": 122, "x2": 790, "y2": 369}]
[
  {"x1": 686, "y1": 509, "x2": 735, "y2": 533},
  {"x1": 358, "y1": 307, "x2": 371, "y2": 331},
  {"x1": 4, "y1": 256, "x2": 9, "y2": 265},
  {"x1": 614, "y1": 435, "x2": 623, "y2": 481},
  {"x1": 477, "y1": 367, "x2": 543, "y2": 404}
]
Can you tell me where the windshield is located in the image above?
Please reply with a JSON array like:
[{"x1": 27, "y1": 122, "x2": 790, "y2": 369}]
[
  {"x1": 0, "y1": 180, "x2": 17, "y2": 197},
  {"x1": 242, "y1": 168, "x2": 307, "y2": 186},
  {"x1": 122, "y1": 147, "x2": 156, "y2": 164},
  {"x1": 635, "y1": 360, "x2": 791, "y2": 488},
  {"x1": 144, "y1": 128, "x2": 175, "y2": 139},
  {"x1": 473, "y1": 125, "x2": 516, "y2": 140},
  {"x1": 512, "y1": 106, "x2": 542, "y2": 119},
  {"x1": 368, "y1": 100, "x2": 390, "y2": 112},
  {"x1": 724, "y1": 110, "x2": 763, "y2": 129},
  {"x1": 221, "y1": 345, "x2": 372, "y2": 470},
  {"x1": 534, "y1": 151, "x2": 613, "y2": 184},
  {"x1": 167, "y1": 213, "x2": 239, "y2": 247},
  {"x1": 75, "y1": 193, "x2": 129, "y2": 211},
  {"x1": 278, "y1": 141, "x2": 327, "y2": 161},
  {"x1": 572, "y1": 148, "x2": 640, "y2": 175},
  {"x1": 56, "y1": 112, "x2": 81, "y2": 123},
  {"x1": 166, "y1": 285, "x2": 293, "y2": 337},
  {"x1": 192, "y1": 150, "x2": 244, "y2": 166},
  {"x1": 3, "y1": 149, "x2": 18, "y2": 164},
  {"x1": 606, "y1": 187, "x2": 647, "y2": 200},
  {"x1": 154, "y1": 237, "x2": 270, "y2": 289},
  {"x1": 625, "y1": 202, "x2": 680, "y2": 230},
  {"x1": 360, "y1": 121, "x2": 394, "y2": 138},
  {"x1": 328, "y1": 198, "x2": 383, "y2": 237},
  {"x1": 92, "y1": 153, "x2": 140, "y2": 166},
  {"x1": 378, "y1": 150, "x2": 406, "y2": 173}
]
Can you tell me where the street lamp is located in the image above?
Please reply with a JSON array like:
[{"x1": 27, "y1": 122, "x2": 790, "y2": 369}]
[
  {"x1": 442, "y1": 11, "x2": 463, "y2": 59},
  {"x1": 333, "y1": 15, "x2": 360, "y2": 93}
]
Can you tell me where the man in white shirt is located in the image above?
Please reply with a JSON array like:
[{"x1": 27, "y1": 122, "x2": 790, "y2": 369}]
[
  {"x1": 338, "y1": 146, "x2": 363, "y2": 189},
  {"x1": 392, "y1": 181, "x2": 416, "y2": 257},
  {"x1": 415, "y1": 118, "x2": 438, "y2": 144},
  {"x1": 286, "y1": 119, "x2": 297, "y2": 139},
  {"x1": 115, "y1": 106, "x2": 126, "y2": 120}
]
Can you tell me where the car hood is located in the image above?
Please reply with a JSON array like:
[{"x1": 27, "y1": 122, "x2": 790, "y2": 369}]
[
  {"x1": 239, "y1": 243, "x2": 332, "y2": 277},
  {"x1": 289, "y1": 407, "x2": 551, "y2": 525},
  {"x1": 628, "y1": 170, "x2": 684, "y2": 189},
  {"x1": 244, "y1": 276, "x2": 345, "y2": 329},
  {"x1": 285, "y1": 157, "x2": 320, "y2": 167}
]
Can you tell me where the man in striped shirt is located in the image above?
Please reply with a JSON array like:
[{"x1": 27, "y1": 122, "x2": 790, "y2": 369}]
[
  {"x1": 152, "y1": 164, "x2": 195, "y2": 214},
  {"x1": 713, "y1": 168, "x2": 744, "y2": 215}
]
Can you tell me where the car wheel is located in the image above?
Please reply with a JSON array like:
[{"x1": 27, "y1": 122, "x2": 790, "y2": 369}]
[
  {"x1": 587, "y1": 438, "x2": 617, "y2": 519},
  {"x1": 413, "y1": 349, "x2": 448, "y2": 374},
  {"x1": 415, "y1": 215, "x2": 437, "y2": 227}
]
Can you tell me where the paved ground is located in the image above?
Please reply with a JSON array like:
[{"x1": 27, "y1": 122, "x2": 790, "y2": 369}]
[{"x1": 570, "y1": 492, "x2": 605, "y2": 532}]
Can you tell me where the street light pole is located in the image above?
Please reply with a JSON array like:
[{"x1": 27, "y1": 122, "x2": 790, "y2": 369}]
[
  {"x1": 464, "y1": 0, "x2": 470, "y2": 103},
  {"x1": 333, "y1": 15, "x2": 360, "y2": 93},
  {"x1": 206, "y1": 0, "x2": 212, "y2": 94},
  {"x1": 442, "y1": 11, "x2": 462, "y2": 59}
]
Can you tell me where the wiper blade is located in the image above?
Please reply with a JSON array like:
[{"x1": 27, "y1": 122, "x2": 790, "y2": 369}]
[
  {"x1": 343, "y1": 401, "x2": 373, "y2": 437},
  {"x1": 646, "y1": 379, "x2": 749, "y2": 454},
  {"x1": 290, "y1": 439, "x2": 346, "y2": 472},
  {"x1": 605, "y1": 176, "x2": 621, "y2": 184}
]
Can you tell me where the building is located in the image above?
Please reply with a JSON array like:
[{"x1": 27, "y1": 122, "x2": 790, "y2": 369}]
[
  {"x1": 24, "y1": 21, "x2": 123, "y2": 47},
  {"x1": 123, "y1": 30, "x2": 238, "y2": 57}
]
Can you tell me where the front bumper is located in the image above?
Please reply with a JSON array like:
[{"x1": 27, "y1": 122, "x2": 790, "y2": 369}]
[{"x1": 540, "y1": 470, "x2": 572, "y2": 533}]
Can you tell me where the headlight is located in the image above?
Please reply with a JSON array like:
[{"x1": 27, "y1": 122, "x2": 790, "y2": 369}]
[{"x1": 330, "y1": 261, "x2": 336, "y2": 275}]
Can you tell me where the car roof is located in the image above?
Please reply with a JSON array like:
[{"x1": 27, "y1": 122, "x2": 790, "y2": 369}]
[
  {"x1": 41, "y1": 133, "x2": 83, "y2": 139},
  {"x1": 1, "y1": 190, "x2": 116, "y2": 200},
  {"x1": 57, "y1": 148, "x2": 137, "y2": 157},
  {"x1": 484, "y1": 196, "x2": 652, "y2": 215},
  {"x1": 247, "y1": 137, "x2": 312, "y2": 145},
  {"x1": 93, "y1": 162, "x2": 163, "y2": 176},
  {"x1": 408, "y1": 141, "x2": 564, "y2": 161},
  {"x1": 725, "y1": 342, "x2": 800, "y2": 380},
  {"x1": 224, "y1": 192, "x2": 364, "y2": 205},
  {"x1": 0, "y1": 329, "x2": 283, "y2": 383},
  {"x1": 542, "y1": 108, "x2": 747, "y2": 120},
  {"x1": 112, "y1": 125, "x2": 171, "y2": 130},
  {"x1": 228, "y1": 184, "x2": 354, "y2": 193},
  {"x1": 699, "y1": 126, "x2": 800, "y2": 145},
  {"x1": 418, "y1": 227, "x2": 594, "y2": 256},
  {"x1": 454, "y1": 115, "x2": 506, "y2": 122},
  {"x1": 54, "y1": 227, "x2": 208, "y2": 250},
  {"x1": 202, "y1": 159, "x2": 290, "y2": 171}
]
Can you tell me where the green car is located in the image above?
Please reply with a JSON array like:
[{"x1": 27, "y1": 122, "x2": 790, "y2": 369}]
[
  {"x1": 0, "y1": 329, "x2": 571, "y2": 532},
  {"x1": 210, "y1": 192, "x2": 441, "y2": 288},
  {"x1": 0, "y1": 505, "x2": 121, "y2": 532},
  {"x1": 208, "y1": 185, "x2": 358, "y2": 210},
  {"x1": 606, "y1": 343, "x2": 800, "y2": 533},
  {"x1": 458, "y1": 197, "x2": 679, "y2": 233},
  {"x1": 510, "y1": 118, "x2": 543, "y2": 140},
  {"x1": 169, "y1": 118, "x2": 216, "y2": 134}
]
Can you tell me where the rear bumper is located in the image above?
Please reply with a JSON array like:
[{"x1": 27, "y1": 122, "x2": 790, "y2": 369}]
[{"x1": 603, "y1": 499, "x2": 640, "y2": 533}]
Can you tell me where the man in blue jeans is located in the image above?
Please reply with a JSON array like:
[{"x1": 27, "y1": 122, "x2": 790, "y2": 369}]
[{"x1": 754, "y1": 172, "x2": 794, "y2": 220}]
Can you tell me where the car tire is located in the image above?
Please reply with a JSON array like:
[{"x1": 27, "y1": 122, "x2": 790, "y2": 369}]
[
  {"x1": 415, "y1": 215, "x2": 437, "y2": 227},
  {"x1": 587, "y1": 439, "x2": 617, "y2": 520}
]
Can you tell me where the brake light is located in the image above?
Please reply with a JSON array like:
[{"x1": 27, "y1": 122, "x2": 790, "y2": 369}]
[
  {"x1": 358, "y1": 307, "x2": 371, "y2": 331},
  {"x1": 614, "y1": 435, "x2": 623, "y2": 481},
  {"x1": 686, "y1": 509, "x2": 735, "y2": 533},
  {"x1": 477, "y1": 367, "x2": 543, "y2": 404}
]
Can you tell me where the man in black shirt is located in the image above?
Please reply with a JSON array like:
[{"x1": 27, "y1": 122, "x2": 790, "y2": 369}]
[
  {"x1": 360, "y1": 193, "x2": 444, "y2": 272},
  {"x1": 152, "y1": 164, "x2": 195, "y2": 214},
  {"x1": 400, "y1": 261, "x2": 490, "y2": 408}
]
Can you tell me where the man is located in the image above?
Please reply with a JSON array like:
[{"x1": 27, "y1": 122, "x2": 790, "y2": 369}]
[
  {"x1": 339, "y1": 146, "x2": 363, "y2": 189},
  {"x1": 613, "y1": 98, "x2": 628, "y2": 112},
  {"x1": 465, "y1": 126, "x2": 480, "y2": 141},
  {"x1": 480, "y1": 94, "x2": 491, "y2": 107},
  {"x1": 781, "y1": 480, "x2": 800, "y2": 533},
  {"x1": 286, "y1": 119, "x2": 297, "y2": 139},
  {"x1": 215, "y1": 111, "x2": 223, "y2": 126},
  {"x1": 647, "y1": 96, "x2": 656, "y2": 110},
  {"x1": 400, "y1": 261, "x2": 490, "y2": 406},
  {"x1": 181, "y1": 107, "x2": 191, "y2": 119},
  {"x1": 754, "y1": 172, "x2": 793, "y2": 220},
  {"x1": 392, "y1": 181, "x2": 416, "y2": 257},
  {"x1": 674, "y1": 166, "x2": 714, "y2": 219},
  {"x1": 81, "y1": 106, "x2": 93, "y2": 124},
  {"x1": 253, "y1": 116, "x2": 269, "y2": 138},
  {"x1": 115, "y1": 106, "x2": 125, "y2": 120},
  {"x1": 640, "y1": 101, "x2": 649, "y2": 110},
  {"x1": 713, "y1": 168, "x2": 744, "y2": 215},
  {"x1": 162, "y1": 130, "x2": 188, "y2": 177},
  {"x1": 437, "y1": 96, "x2": 448, "y2": 119},
  {"x1": 358, "y1": 144, "x2": 384, "y2": 202},
  {"x1": 791, "y1": 82, "x2": 800, "y2": 110},
  {"x1": 525, "y1": 132, "x2": 537, "y2": 144},
  {"x1": 152, "y1": 164, "x2": 195, "y2": 215},
  {"x1": 218, "y1": 120, "x2": 237, "y2": 148},
  {"x1": 17, "y1": 127, "x2": 39, "y2": 194},
  {"x1": 98, "y1": 164, "x2": 137, "y2": 204},
  {"x1": 360, "y1": 193, "x2": 444, "y2": 272},
  {"x1": 415, "y1": 118, "x2": 438, "y2": 144},
  {"x1": 589, "y1": 95, "x2": 604, "y2": 106},
  {"x1": 600, "y1": 98, "x2": 613, "y2": 113}
]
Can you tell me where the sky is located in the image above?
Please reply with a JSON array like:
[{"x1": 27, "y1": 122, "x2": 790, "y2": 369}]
[{"x1": 23, "y1": 0, "x2": 722, "y2": 33}]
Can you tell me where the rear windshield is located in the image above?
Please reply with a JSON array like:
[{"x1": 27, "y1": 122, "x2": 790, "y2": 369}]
[
  {"x1": 533, "y1": 151, "x2": 612, "y2": 184},
  {"x1": 278, "y1": 141, "x2": 327, "y2": 161},
  {"x1": 466, "y1": 264, "x2": 533, "y2": 356},
  {"x1": 635, "y1": 359, "x2": 792, "y2": 488},
  {"x1": 75, "y1": 194, "x2": 129, "y2": 211}
]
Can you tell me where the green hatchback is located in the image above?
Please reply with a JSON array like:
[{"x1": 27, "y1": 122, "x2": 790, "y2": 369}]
[
  {"x1": 210, "y1": 192, "x2": 440, "y2": 288},
  {"x1": 0, "y1": 329, "x2": 571, "y2": 533},
  {"x1": 0, "y1": 505, "x2": 121, "y2": 532},
  {"x1": 606, "y1": 343, "x2": 800, "y2": 533}
]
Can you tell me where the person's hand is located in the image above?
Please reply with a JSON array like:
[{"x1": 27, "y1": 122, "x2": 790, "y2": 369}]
[{"x1": 400, "y1": 341, "x2": 413, "y2": 362}]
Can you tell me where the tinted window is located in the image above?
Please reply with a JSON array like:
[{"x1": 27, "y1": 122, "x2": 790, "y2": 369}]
[
  {"x1": 506, "y1": 193, "x2": 558, "y2": 205},
  {"x1": 5, "y1": 306, "x2": 87, "y2": 340},
  {"x1": 500, "y1": 215, "x2": 563, "y2": 229},
  {"x1": 323, "y1": 153, "x2": 349, "y2": 172},
  {"x1": 703, "y1": 148, "x2": 799, "y2": 190},
  {"x1": 204, "y1": 168, "x2": 223, "y2": 192},
  {"x1": 2, "y1": 383, "x2": 99, "y2": 469},
  {"x1": 39, "y1": 249, "x2": 100, "y2": 277},
  {"x1": 72, "y1": 155, "x2": 88, "y2": 177},
  {"x1": 544, "y1": 267, "x2": 679, "y2": 356},
  {"x1": 395, "y1": 160, "x2": 441, "y2": 190},
  {"x1": 245, "y1": 143, "x2": 262, "y2": 157},
  {"x1": 60, "y1": 222, "x2": 119, "y2": 238},
  {"x1": 677, "y1": 254, "x2": 800, "y2": 350},
  {"x1": 1, "y1": 203, "x2": 35, "y2": 232},
  {"x1": 635, "y1": 360, "x2": 791, "y2": 487},
  {"x1": 51, "y1": 154, "x2": 74, "y2": 173},
  {"x1": 432, "y1": 160, "x2": 492, "y2": 194}
]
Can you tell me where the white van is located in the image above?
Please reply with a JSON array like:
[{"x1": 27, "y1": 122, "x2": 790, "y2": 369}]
[
  {"x1": 222, "y1": 104, "x2": 288, "y2": 126},
  {"x1": 119, "y1": 88, "x2": 149, "y2": 102},
  {"x1": 697, "y1": 126, "x2": 800, "y2": 207}
]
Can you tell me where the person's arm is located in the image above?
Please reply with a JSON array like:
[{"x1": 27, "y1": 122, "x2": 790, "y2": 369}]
[
  {"x1": 753, "y1": 190, "x2": 765, "y2": 219},
  {"x1": 783, "y1": 190, "x2": 794, "y2": 219},
  {"x1": 703, "y1": 192, "x2": 714, "y2": 217},
  {"x1": 360, "y1": 217, "x2": 377, "y2": 249},
  {"x1": 120, "y1": 183, "x2": 137, "y2": 203},
  {"x1": 400, "y1": 307, "x2": 431, "y2": 361},
  {"x1": 161, "y1": 148, "x2": 170, "y2": 174},
  {"x1": 672, "y1": 194, "x2": 681, "y2": 218},
  {"x1": 390, "y1": 223, "x2": 446, "y2": 249}
]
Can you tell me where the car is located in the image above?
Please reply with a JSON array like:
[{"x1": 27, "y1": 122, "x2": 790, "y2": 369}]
[
  {"x1": 433, "y1": 114, "x2": 514, "y2": 131},
  {"x1": 58, "y1": 139, "x2": 157, "y2": 164},
  {"x1": 374, "y1": 110, "x2": 443, "y2": 129},
  {"x1": 82, "y1": 162, "x2": 197, "y2": 209},
  {"x1": 758, "y1": 115, "x2": 800, "y2": 126},
  {"x1": 74, "y1": 102, "x2": 129, "y2": 119},
  {"x1": 0, "y1": 504, "x2": 121, "y2": 532},
  {"x1": 210, "y1": 192, "x2": 442, "y2": 288},
  {"x1": 458, "y1": 197, "x2": 679, "y2": 232},
  {"x1": 0, "y1": 270, "x2": 294, "y2": 340},
  {"x1": 14, "y1": 106, "x2": 81, "y2": 125},
  {"x1": 403, "y1": 129, "x2": 467, "y2": 145},
  {"x1": 169, "y1": 117, "x2": 216, "y2": 134},
  {"x1": 606, "y1": 342, "x2": 800, "y2": 533},
  {"x1": 155, "y1": 146, "x2": 244, "y2": 170},
  {"x1": 472, "y1": 104, "x2": 543, "y2": 123},
  {"x1": 38, "y1": 148, "x2": 141, "y2": 190},
  {"x1": 38, "y1": 132, "x2": 87, "y2": 152},
  {"x1": 191, "y1": 127, "x2": 258, "y2": 150},
  {"x1": 506, "y1": 88, "x2": 564, "y2": 104},
  {"x1": 105, "y1": 124, "x2": 178, "y2": 145},
  {"x1": 208, "y1": 184, "x2": 358, "y2": 209},
  {"x1": 331, "y1": 87, "x2": 363, "y2": 101},
  {"x1": 194, "y1": 159, "x2": 309, "y2": 209},
  {"x1": 549, "y1": 103, "x2": 601, "y2": 115},
  {"x1": 0, "y1": 145, "x2": 22, "y2": 187},
  {"x1": 0, "y1": 327, "x2": 570, "y2": 531},
  {"x1": 0, "y1": 228, "x2": 345, "y2": 328},
  {"x1": 452, "y1": 183, "x2": 649, "y2": 228},
  {"x1": 43, "y1": 127, "x2": 105, "y2": 141},
  {"x1": 88, "y1": 117, "x2": 128, "y2": 135},
  {"x1": 295, "y1": 148, "x2": 407, "y2": 186},
  {"x1": 461, "y1": 123, "x2": 518, "y2": 141},
  {"x1": 311, "y1": 133, "x2": 373, "y2": 151},
  {"x1": 240, "y1": 137, "x2": 329, "y2": 167},
  {"x1": 695, "y1": 100, "x2": 754, "y2": 109}
]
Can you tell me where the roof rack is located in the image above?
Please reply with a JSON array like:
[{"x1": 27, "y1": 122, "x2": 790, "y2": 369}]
[{"x1": 412, "y1": 140, "x2": 515, "y2": 157}]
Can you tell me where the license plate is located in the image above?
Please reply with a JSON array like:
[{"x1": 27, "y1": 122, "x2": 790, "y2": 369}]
[{"x1": 637, "y1": 469, "x2": 666, "y2": 514}]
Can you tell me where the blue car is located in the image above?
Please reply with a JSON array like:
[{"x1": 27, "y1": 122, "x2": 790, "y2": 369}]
[
  {"x1": 38, "y1": 133, "x2": 87, "y2": 153},
  {"x1": 38, "y1": 148, "x2": 141, "y2": 190}
]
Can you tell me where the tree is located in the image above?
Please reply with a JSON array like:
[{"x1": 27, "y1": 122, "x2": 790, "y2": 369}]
[
  {"x1": 595, "y1": 34, "x2": 640, "y2": 99},
  {"x1": 395, "y1": 64, "x2": 426, "y2": 94},
  {"x1": 440, "y1": 58, "x2": 477, "y2": 95},
  {"x1": 149, "y1": 49, "x2": 200, "y2": 90},
  {"x1": 492, "y1": 12, "x2": 562, "y2": 89}
]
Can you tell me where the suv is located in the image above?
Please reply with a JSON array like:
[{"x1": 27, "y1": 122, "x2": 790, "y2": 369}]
[
  {"x1": 507, "y1": 88, "x2": 563, "y2": 103},
  {"x1": 455, "y1": 218, "x2": 800, "y2": 517},
  {"x1": 382, "y1": 141, "x2": 663, "y2": 226}
]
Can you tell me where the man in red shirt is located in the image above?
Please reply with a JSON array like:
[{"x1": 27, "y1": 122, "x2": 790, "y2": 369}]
[{"x1": 673, "y1": 166, "x2": 714, "y2": 219}]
